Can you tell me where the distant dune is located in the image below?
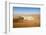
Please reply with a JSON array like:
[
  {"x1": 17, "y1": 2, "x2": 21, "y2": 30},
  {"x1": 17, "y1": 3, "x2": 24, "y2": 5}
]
[
  {"x1": 13, "y1": 14, "x2": 40, "y2": 28},
  {"x1": 13, "y1": 14, "x2": 40, "y2": 18}
]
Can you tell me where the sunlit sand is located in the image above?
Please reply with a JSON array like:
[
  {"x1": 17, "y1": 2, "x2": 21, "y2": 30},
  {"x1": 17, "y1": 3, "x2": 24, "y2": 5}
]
[{"x1": 13, "y1": 14, "x2": 40, "y2": 28}]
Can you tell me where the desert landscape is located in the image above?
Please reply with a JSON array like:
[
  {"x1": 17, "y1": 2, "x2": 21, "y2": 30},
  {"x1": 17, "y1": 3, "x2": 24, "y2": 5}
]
[{"x1": 13, "y1": 14, "x2": 40, "y2": 28}]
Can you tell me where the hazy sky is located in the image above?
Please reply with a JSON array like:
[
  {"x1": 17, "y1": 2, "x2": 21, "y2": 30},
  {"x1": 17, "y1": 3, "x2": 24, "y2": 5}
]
[{"x1": 13, "y1": 7, "x2": 40, "y2": 15}]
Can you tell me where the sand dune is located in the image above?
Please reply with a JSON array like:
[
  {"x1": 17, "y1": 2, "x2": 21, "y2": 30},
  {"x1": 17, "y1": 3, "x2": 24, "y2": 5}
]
[{"x1": 13, "y1": 14, "x2": 40, "y2": 28}]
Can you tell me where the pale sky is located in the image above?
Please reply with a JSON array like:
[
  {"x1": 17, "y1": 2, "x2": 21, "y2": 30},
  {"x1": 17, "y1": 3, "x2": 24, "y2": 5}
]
[{"x1": 13, "y1": 7, "x2": 40, "y2": 15}]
